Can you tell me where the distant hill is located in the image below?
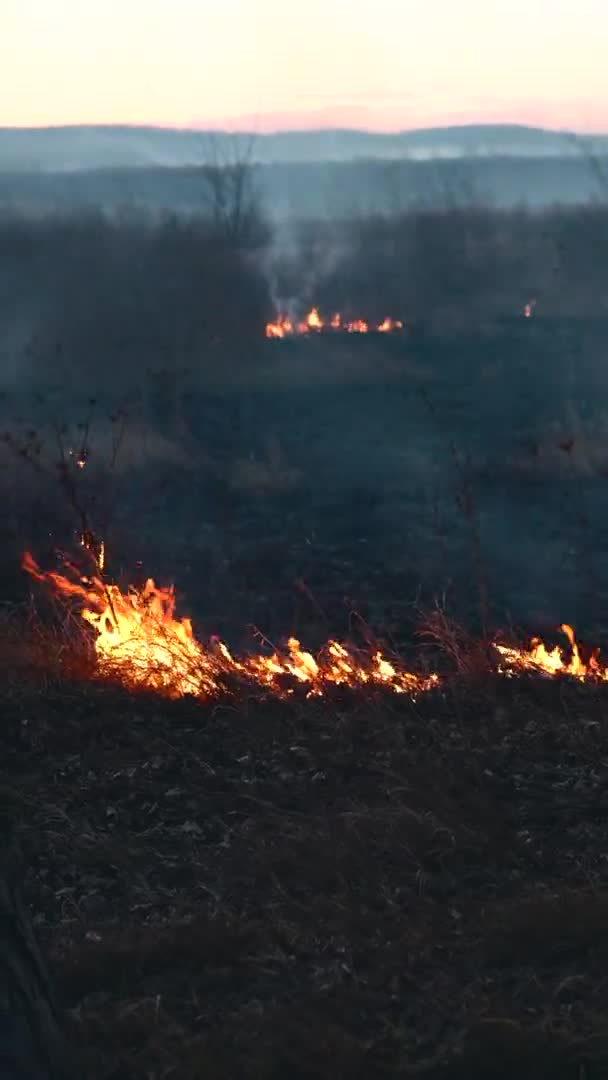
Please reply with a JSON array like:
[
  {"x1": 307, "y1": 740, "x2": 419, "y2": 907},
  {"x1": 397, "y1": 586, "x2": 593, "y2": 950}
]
[
  {"x1": 0, "y1": 155, "x2": 605, "y2": 221},
  {"x1": 1, "y1": 122, "x2": 607, "y2": 172}
]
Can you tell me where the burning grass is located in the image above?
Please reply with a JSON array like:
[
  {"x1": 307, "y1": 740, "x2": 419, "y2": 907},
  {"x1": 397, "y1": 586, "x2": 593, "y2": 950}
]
[
  {"x1": 265, "y1": 307, "x2": 403, "y2": 339},
  {"x1": 20, "y1": 549, "x2": 608, "y2": 705},
  {"x1": 20, "y1": 549, "x2": 440, "y2": 700}
]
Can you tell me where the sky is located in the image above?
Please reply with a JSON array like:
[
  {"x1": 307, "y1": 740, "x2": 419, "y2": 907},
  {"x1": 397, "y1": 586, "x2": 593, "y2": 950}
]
[{"x1": 2, "y1": 0, "x2": 607, "y2": 132}]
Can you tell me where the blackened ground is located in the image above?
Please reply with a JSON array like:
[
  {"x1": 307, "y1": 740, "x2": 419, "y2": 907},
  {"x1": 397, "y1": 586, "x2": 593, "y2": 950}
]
[
  {"x1": 4, "y1": 666, "x2": 608, "y2": 1078},
  {"x1": 5, "y1": 318, "x2": 608, "y2": 648}
]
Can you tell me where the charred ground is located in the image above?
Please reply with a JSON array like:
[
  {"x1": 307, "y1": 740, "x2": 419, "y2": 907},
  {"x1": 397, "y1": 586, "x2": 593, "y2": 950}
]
[
  {"x1": 3, "y1": 666, "x2": 608, "y2": 1078},
  {"x1": 5, "y1": 312, "x2": 608, "y2": 644}
]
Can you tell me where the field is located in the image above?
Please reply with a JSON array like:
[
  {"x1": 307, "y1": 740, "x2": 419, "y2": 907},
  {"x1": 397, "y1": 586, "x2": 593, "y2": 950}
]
[
  {"x1": 6, "y1": 315, "x2": 608, "y2": 642},
  {"x1": 3, "y1": 202, "x2": 608, "y2": 1076}
]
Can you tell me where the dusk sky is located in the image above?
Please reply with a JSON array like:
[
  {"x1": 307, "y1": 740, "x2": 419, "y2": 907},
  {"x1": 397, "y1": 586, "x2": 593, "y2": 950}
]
[{"x1": 3, "y1": 0, "x2": 607, "y2": 132}]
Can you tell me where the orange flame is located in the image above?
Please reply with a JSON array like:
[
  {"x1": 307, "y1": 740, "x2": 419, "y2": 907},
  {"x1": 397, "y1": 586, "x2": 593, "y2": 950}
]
[
  {"x1": 265, "y1": 309, "x2": 403, "y2": 339},
  {"x1": 21, "y1": 553, "x2": 608, "y2": 700},
  {"x1": 495, "y1": 623, "x2": 607, "y2": 681},
  {"x1": 305, "y1": 307, "x2": 323, "y2": 331},
  {"x1": 21, "y1": 552, "x2": 437, "y2": 700},
  {"x1": 377, "y1": 317, "x2": 403, "y2": 333},
  {"x1": 265, "y1": 315, "x2": 294, "y2": 338}
]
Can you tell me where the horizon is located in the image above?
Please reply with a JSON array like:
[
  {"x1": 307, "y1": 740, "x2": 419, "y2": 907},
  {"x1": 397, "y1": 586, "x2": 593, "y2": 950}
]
[
  {"x1": 3, "y1": 119, "x2": 607, "y2": 139},
  {"x1": 3, "y1": 0, "x2": 607, "y2": 132}
]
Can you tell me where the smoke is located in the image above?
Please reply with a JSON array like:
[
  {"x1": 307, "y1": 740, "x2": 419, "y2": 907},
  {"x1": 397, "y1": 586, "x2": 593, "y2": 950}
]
[{"x1": 262, "y1": 217, "x2": 352, "y2": 317}]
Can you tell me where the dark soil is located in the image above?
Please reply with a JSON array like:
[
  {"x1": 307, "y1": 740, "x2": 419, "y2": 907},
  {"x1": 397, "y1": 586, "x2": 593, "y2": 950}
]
[{"x1": 4, "y1": 667, "x2": 608, "y2": 1078}]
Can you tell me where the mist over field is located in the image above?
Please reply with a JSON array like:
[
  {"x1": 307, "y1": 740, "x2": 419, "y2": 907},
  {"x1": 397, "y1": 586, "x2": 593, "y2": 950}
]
[{"x1": 1, "y1": 123, "x2": 608, "y2": 218}]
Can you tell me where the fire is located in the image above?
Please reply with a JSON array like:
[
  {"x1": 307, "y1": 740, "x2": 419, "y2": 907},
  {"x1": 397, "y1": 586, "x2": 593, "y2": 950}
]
[
  {"x1": 22, "y1": 552, "x2": 220, "y2": 696},
  {"x1": 377, "y1": 317, "x2": 402, "y2": 333},
  {"x1": 21, "y1": 553, "x2": 608, "y2": 700},
  {"x1": 495, "y1": 623, "x2": 608, "y2": 682},
  {"x1": 21, "y1": 551, "x2": 438, "y2": 700},
  {"x1": 265, "y1": 316, "x2": 294, "y2": 339},
  {"x1": 303, "y1": 307, "x2": 323, "y2": 331},
  {"x1": 265, "y1": 308, "x2": 403, "y2": 339}
]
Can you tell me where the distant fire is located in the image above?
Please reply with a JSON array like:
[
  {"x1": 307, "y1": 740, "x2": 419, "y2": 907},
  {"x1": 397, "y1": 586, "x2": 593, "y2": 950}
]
[
  {"x1": 265, "y1": 308, "x2": 403, "y2": 339},
  {"x1": 21, "y1": 550, "x2": 608, "y2": 702}
]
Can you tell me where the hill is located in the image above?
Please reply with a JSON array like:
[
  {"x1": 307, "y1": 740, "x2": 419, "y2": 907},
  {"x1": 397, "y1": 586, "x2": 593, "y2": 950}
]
[{"x1": 1, "y1": 122, "x2": 607, "y2": 172}]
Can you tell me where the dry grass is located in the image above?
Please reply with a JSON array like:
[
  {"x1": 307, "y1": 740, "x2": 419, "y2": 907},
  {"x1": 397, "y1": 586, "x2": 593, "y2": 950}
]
[
  {"x1": 0, "y1": 415, "x2": 196, "y2": 475},
  {"x1": 0, "y1": 600, "x2": 96, "y2": 685},
  {"x1": 503, "y1": 410, "x2": 608, "y2": 479},
  {"x1": 228, "y1": 435, "x2": 303, "y2": 496},
  {"x1": 202, "y1": 337, "x2": 432, "y2": 395}
]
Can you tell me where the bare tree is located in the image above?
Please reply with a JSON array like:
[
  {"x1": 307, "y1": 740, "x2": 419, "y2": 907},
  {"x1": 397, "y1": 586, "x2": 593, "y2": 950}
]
[
  {"x1": 565, "y1": 131, "x2": 608, "y2": 206},
  {"x1": 199, "y1": 132, "x2": 270, "y2": 248}
]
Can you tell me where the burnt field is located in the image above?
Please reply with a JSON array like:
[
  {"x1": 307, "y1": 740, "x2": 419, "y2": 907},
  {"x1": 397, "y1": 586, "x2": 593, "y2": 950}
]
[
  {"x1": 4, "y1": 207, "x2": 608, "y2": 1075},
  {"x1": 4, "y1": 314, "x2": 608, "y2": 646},
  {"x1": 5, "y1": 662, "x2": 608, "y2": 1077}
]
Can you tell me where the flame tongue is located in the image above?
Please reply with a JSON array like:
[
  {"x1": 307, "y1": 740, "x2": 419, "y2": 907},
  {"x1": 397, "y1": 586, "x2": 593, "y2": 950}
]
[
  {"x1": 495, "y1": 623, "x2": 608, "y2": 682},
  {"x1": 23, "y1": 553, "x2": 223, "y2": 697},
  {"x1": 86, "y1": 577, "x2": 223, "y2": 697}
]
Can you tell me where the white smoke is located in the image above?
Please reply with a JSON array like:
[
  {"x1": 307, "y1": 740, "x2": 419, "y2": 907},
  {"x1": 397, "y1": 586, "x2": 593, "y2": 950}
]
[{"x1": 262, "y1": 218, "x2": 351, "y2": 318}]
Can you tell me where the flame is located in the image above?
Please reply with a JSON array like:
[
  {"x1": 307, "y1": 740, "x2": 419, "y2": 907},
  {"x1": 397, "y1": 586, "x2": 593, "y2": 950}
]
[
  {"x1": 79, "y1": 533, "x2": 105, "y2": 571},
  {"x1": 495, "y1": 623, "x2": 608, "y2": 681},
  {"x1": 21, "y1": 553, "x2": 608, "y2": 700},
  {"x1": 305, "y1": 307, "x2": 323, "y2": 331},
  {"x1": 21, "y1": 551, "x2": 438, "y2": 700},
  {"x1": 265, "y1": 315, "x2": 294, "y2": 338},
  {"x1": 265, "y1": 308, "x2": 403, "y2": 339},
  {"x1": 377, "y1": 317, "x2": 403, "y2": 333}
]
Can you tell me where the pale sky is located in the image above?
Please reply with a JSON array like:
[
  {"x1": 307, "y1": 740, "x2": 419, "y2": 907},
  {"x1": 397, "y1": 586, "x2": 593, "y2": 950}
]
[{"x1": 2, "y1": 0, "x2": 607, "y2": 132}]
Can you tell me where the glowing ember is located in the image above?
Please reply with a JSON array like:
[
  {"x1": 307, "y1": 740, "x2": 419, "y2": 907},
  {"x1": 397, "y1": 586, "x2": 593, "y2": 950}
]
[
  {"x1": 265, "y1": 308, "x2": 403, "y2": 339},
  {"x1": 21, "y1": 553, "x2": 608, "y2": 700}
]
